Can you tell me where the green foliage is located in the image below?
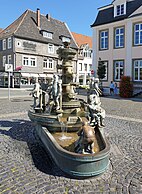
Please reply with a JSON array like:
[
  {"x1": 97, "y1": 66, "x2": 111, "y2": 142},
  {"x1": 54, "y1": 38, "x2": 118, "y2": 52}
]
[
  {"x1": 119, "y1": 76, "x2": 133, "y2": 98},
  {"x1": 97, "y1": 61, "x2": 106, "y2": 80}
]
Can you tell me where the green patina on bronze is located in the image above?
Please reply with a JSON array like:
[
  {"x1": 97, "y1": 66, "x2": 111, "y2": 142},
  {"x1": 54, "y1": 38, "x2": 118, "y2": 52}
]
[{"x1": 28, "y1": 42, "x2": 110, "y2": 178}]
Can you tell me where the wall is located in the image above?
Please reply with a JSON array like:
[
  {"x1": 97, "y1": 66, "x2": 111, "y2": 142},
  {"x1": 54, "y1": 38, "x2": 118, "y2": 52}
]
[{"x1": 92, "y1": 14, "x2": 142, "y2": 88}]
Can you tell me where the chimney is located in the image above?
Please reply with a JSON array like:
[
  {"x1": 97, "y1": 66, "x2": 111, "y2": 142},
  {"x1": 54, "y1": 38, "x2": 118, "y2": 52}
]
[
  {"x1": 37, "y1": 8, "x2": 40, "y2": 29},
  {"x1": 46, "y1": 13, "x2": 50, "y2": 21}
]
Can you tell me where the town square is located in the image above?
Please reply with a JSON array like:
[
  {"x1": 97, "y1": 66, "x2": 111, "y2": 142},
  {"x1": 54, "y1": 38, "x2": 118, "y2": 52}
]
[
  {"x1": 0, "y1": 89, "x2": 141, "y2": 193},
  {"x1": 0, "y1": 0, "x2": 142, "y2": 193}
]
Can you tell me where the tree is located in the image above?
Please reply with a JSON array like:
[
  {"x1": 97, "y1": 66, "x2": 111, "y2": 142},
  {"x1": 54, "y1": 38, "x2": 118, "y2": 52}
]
[
  {"x1": 119, "y1": 76, "x2": 133, "y2": 98},
  {"x1": 97, "y1": 60, "x2": 106, "y2": 88}
]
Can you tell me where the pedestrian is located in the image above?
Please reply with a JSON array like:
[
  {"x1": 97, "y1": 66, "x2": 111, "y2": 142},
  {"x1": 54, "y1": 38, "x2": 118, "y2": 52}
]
[
  {"x1": 109, "y1": 81, "x2": 114, "y2": 95},
  {"x1": 114, "y1": 82, "x2": 118, "y2": 95}
]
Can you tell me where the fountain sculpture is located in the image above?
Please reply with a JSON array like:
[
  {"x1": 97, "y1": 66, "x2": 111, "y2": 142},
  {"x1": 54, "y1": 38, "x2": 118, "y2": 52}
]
[{"x1": 28, "y1": 42, "x2": 110, "y2": 178}]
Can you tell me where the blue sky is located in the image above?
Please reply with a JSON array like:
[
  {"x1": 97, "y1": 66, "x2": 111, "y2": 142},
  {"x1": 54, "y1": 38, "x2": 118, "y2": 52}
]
[{"x1": 0, "y1": 0, "x2": 111, "y2": 36}]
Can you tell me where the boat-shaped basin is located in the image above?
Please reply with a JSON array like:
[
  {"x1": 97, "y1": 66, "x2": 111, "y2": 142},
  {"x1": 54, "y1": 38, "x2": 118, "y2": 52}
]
[{"x1": 35, "y1": 124, "x2": 110, "y2": 178}]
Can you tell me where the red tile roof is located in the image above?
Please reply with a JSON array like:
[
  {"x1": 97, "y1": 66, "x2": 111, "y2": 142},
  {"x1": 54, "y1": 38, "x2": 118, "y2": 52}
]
[{"x1": 71, "y1": 32, "x2": 92, "y2": 48}]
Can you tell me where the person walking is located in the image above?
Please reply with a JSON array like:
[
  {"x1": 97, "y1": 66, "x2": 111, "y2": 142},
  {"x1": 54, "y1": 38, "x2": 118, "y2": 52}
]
[
  {"x1": 114, "y1": 82, "x2": 118, "y2": 95},
  {"x1": 109, "y1": 81, "x2": 114, "y2": 95}
]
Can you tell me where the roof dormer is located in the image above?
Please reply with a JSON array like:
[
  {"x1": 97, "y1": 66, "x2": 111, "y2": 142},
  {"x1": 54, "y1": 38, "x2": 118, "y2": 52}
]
[
  {"x1": 113, "y1": 0, "x2": 127, "y2": 17},
  {"x1": 40, "y1": 30, "x2": 53, "y2": 39}
]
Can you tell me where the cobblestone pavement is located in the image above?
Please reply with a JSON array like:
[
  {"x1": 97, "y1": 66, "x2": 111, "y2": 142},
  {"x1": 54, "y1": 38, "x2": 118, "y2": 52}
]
[{"x1": 0, "y1": 96, "x2": 142, "y2": 194}]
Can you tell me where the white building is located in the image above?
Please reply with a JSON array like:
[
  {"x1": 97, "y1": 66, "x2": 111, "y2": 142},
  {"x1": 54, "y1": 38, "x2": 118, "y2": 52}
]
[
  {"x1": 91, "y1": 0, "x2": 142, "y2": 93},
  {"x1": 72, "y1": 32, "x2": 93, "y2": 86}
]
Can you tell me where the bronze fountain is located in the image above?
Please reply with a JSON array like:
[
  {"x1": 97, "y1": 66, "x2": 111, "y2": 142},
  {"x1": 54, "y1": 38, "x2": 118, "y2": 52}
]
[{"x1": 28, "y1": 42, "x2": 110, "y2": 178}]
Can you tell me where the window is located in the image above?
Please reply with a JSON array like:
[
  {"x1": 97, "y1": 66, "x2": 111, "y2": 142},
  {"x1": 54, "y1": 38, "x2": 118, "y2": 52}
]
[
  {"x1": 48, "y1": 44, "x2": 54, "y2": 54},
  {"x1": 43, "y1": 58, "x2": 54, "y2": 69},
  {"x1": 133, "y1": 60, "x2": 142, "y2": 81},
  {"x1": 115, "y1": 27, "x2": 124, "y2": 48},
  {"x1": 3, "y1": 56, "x2": 6, "y2": 66},
  {"x1": 98, "y1": 61, "x2": 108, "y2": 81},
  {"x1": 114, "y1": 3, "x2": 126, "y2": 17},
  {"x1": 30, "y1": 58, "x2": 36, "y2": 67},
  {"x1": 117, "y1": 4, "x2": 124, "y2": 16},
  {"x1": 23, "y1": 57, "x2": 29, "y2": 66},
  {"x1": 134, "y1": 23, "x2": 142, "y2": 46},
  {"x1": 89, "y1": 64, "x2": 92, "y2": 71},
  {"x1": 79, "y1": 50, "x2": 83, "y2": 56},
  {"x1": 43, "y1": 31, "x2": 53, "y2": 39},
  {"x1": 100, "y1": 30, "x2": 108, "y2": 50},
  {"x1": 17, "y1": 41, "x2": 21, "y2": 47},
  {"x1": 3, "y1": 39, "x2": 6, "y2": 50},
  {"x1": 84, "y1": 51, "x2": 87, "y2": 57},
  {"x1": 49, "y1": 59, "x2": 53, "y2": 69},
  {"x1": 84, "y1": 64, "x2": 87, "y2": 71},
  {"x1": 83, "y1": 49, "x2": 92, "y2": 58},
  {"x1": 43, "y1": 58, "x2": 48, "y2": 68},
  {"x1": 79, "y1": 63, "x2": 82, "y2": 71},
  {"x1": 8, "y1": 37, "x2": 12, "y2": 49},
  {"x1": 23, "y1": 56, "x2": 37, "y2": 67},
  {"x1": 8, "y1": 55, "x2": 12, "y2": 64},
  {"x1": 89, "y1": 50, "x2": 92, "y2": 58},
  {"x1": 61, "y1": 36, "x2": 71, "y2": 43},
  {"x1": 114, "y1": 60, "x2": 124, "y2": 81}
]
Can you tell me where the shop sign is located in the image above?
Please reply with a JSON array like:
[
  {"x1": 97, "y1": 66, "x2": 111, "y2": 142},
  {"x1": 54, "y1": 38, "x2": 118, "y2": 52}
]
[{"x1": 5, "y1": 64, "x2": 13, "y2": 72}]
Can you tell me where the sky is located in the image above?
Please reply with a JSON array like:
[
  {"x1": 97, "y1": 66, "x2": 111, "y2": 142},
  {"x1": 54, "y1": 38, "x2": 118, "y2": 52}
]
[{"x1": 0, "y1": 0, "x2": 111, "y2": 36}]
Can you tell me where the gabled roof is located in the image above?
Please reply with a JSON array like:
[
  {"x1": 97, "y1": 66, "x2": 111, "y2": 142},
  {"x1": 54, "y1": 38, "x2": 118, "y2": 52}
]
[
  {"x1": 0, "y1": 9, "x2": 78, "y2": 49},
  {"x1": 91, "y1": 0, "x2": 142, "y2": 27},
  {"x1": 71, "y1": 32, "x2": 92, "y2": 49},
  {"x1": 0, "y1": 28, "x2": 3, "y2": 33},
  {"x1": 0, "y1": 10, "x2": 27, "y2": 38}
]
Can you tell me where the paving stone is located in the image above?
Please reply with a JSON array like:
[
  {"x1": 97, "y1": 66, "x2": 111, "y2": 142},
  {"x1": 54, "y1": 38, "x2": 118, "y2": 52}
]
[{"x1": 0, "y1": 97, "x2": 142, "y2": 193}]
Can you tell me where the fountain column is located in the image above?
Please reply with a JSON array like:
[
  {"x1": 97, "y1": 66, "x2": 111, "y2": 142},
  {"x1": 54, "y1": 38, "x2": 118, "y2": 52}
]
[{"x1": 57, "y1": 42, "x2": 81, "y2": 114}]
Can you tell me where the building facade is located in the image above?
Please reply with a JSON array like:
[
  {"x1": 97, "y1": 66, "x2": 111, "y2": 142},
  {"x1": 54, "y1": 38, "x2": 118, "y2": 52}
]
[
  {"x1": 72, "y1": 32, "x2": 92, "y2": 86},
  {"x1": 91, "y1": 0, "x2": 142, "y2": 93},
  {"x1": 0, "y1": 9, "x2": 78, "y2": 87}
]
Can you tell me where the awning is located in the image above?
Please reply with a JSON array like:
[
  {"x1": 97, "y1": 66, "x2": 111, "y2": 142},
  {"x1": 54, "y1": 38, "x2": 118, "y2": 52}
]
[
  {"x1": 30, "y1": 73, "x2": 39, "y2": 77},
  {"x1": 47, "y1": 74, "x2": 53, "y2": 78},
  {"x1": 15, "y1": 66, "x2": 22, "y2": 71},
  {"x1": 21, "y1": 73, "x2": 31, "y2": 77},
  {"x1": 39, "y1": 73, "x2": 46, "y2": 78},
  {"x1": 0, "y1": 72, "x2": 8, "y2": 77}
]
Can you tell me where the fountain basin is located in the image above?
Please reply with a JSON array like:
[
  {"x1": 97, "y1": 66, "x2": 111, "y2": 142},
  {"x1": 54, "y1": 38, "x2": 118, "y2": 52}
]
[
  {"x1": 28, "y1": 110, "x2": 82, "y2": 132},
  {"x1": 35, "y1": 124, "x2": 110, "y2": 178}
]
